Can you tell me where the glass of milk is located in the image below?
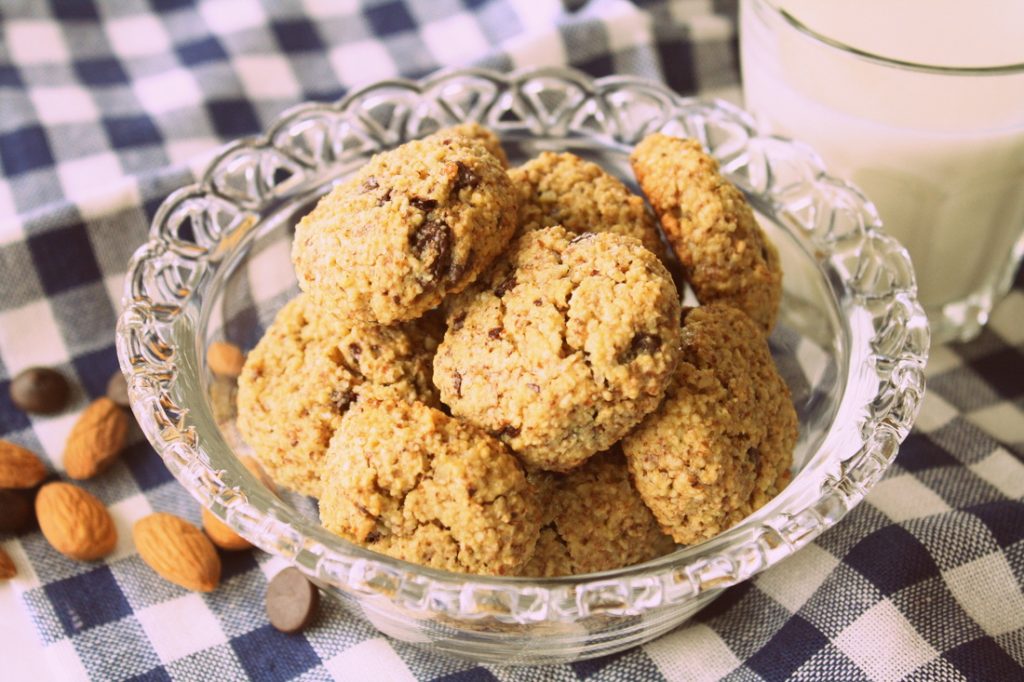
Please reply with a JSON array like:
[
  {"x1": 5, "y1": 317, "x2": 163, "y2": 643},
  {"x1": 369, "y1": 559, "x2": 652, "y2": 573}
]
[{"x1": 739, "y1": 0, "x2": 1024, "y2": 343}]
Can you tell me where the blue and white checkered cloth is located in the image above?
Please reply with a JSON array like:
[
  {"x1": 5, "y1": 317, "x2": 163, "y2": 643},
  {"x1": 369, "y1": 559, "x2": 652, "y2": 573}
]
[{"x1": 2, "y1": 1, "x2": 1022, "y2": 680}]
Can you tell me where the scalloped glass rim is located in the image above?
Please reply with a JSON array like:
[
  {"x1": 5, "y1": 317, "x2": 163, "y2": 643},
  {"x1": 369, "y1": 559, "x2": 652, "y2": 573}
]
[{"x1": 116, "y1": 67, "x2": 929, "y2": 626}]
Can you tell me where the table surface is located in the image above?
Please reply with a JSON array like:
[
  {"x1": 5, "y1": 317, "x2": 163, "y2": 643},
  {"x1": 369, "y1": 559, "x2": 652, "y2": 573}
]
[{"x1": 2, "y1": 1, "x2": 1022, "y2": 681}]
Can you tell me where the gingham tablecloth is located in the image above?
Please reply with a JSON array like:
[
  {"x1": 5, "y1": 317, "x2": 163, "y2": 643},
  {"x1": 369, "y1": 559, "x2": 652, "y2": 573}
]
[{"x1": 1, "y1": 1, "x2": 1022, "y2": 680}]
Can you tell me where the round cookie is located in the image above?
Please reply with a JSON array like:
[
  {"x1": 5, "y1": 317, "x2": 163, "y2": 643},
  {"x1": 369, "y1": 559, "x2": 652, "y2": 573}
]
[
  {"x1": 510, "y1": 151, "x2": 664, "y2": 257},
  {"x1": 292, "y1": 135, "x2": 517, "y2": 325},
  {"x1": 318, "y1": 397, "x2": 540, "y2": 576},
  {"x1": 434, "y1": 226, "x2": 682, "y2": 472},
  {"x1": 630, "y1": 133, "x2": 782, "y2": 332},
  {"x1": 431, "y1": 122, "x2": 508, "y2": 168},
  {"x1": 236, "y1": 294, "x2": 438, "y2": 498},
  {"x1": 521, "y1": 449, "x2": 676, "y2": 577},
  {"x1": 622, "y1": 303, "x2": 798, "y2": 545}
]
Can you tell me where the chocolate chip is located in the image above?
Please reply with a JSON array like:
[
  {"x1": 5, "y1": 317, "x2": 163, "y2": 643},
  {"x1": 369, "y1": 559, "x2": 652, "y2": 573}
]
[
  {"x1": 452, "y1": 371, "x2": 462, "y2": 398},
  {"x1": 377, "y1": 188, "x2": 392, "y2": 206},
  {"x1": 409, "y1": 220, "x2": 453, "y2": 282},
  {"x1": 409, "y1": 197, "x2": 437, "y2": 212},
  {"x1": 618, "y1": 333, "x2": 662, "y2": 364},
  {"x1": 348, "y1": 343, "x2": 362, "y2": 359},
  {"x1": 451, "y1": 312, "x2": 467, "y2": 331},
  {"x1": 494, "y1": 275, "x2": 517, "y2": 298},
  {"x1": 499, "y1": 425, "x2": 520, "y2": 438},
  {"x1": 10, "y1": 367, "x2": 69, "y2": 415},
  {"x1": 106, "y1": 371, "x2": 130, "y2": 409},
  {"x1": 266, "y1": 567, "x2": 320, "y2": 634},
  {"x1": 527, "y1": 383, "x2": 540, "y2": 394},
  {"x1": 364, "y1": 529, "x2": 382, "y2": 544},
  {"x1": 446, "y1": 249, "x2": 473, "y2": 284},
  {"x1": 452, "y1": 161, "x2": 479, "y2": 192},
  {"x1": 361, "y1": 176, "x2": 378, "y2": 192},
  {"x1": 0, "y1": 488, "x2": 36, "y2": 534},
  {"x1": 330, "y1": 389, "x2": 356, "y2": 412},
  {"x1": 488, "y1": 327, "x2": 503, "y2": 340}
]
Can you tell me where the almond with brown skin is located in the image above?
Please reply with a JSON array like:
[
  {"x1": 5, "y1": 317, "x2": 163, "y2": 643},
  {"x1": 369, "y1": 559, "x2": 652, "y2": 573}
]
[
  {"x1": 0, "y1": 440, "x2": 48, "y2": 489},
  {"x1": 208, "y1": 341, "x2": 245, "y2": 378},
  {"x1": 134, "y1": 513, "x2": 221, "y2": 592},
  {"x1": 201, "y1": 507, "x2": 252, "y2": 551},
  {"x1": 241, "y1": 455, "x2": 278, "y2": 496},
  {"x1": 35, "y1": 482, "x2": 117, "y2": 561},
  {"x1": 0, "y1": 547, "x2": 15, "y2": 580},
  {"x1": 64, "y1": 397, "x2": 129, "y2": 480}
]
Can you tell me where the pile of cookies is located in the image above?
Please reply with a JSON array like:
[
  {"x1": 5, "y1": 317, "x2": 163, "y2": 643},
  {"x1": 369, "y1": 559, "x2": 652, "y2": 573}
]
[{"x1": 235, "y1": 123, "x2": 798, "y2": 577}]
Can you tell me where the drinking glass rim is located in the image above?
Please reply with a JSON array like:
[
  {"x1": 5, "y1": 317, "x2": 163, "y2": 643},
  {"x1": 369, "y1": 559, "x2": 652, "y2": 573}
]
[{"x1": 753, "y1": 0, "x2": 1024, "y2": 76}]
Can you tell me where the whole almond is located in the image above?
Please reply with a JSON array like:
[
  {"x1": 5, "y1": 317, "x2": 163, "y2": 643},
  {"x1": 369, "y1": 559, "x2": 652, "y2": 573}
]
[
  {"x1": 202, "y1": 507, "x2": 253, "y2": 551},
  {"x1": 0, "y1": 547, "x2": 15, "y2": 580},
  {"x1": 64, "y1": 397, "x2": 129, "y2": 480},
  {"x1": 134, "y1": 513, "x2": 221, "y2": 592},
  {"x1": 0, "y1": 440, "x2": 48, "y2": 489},
  {"x1": 241, "y1": 455, "x2": 278, "y2": 496},
  {"x1": 35, "y1": 482, "x2": 117, "y2": 561},
  {"x1": 208, "y1": 341, "x2": 245, "y2": 378}
]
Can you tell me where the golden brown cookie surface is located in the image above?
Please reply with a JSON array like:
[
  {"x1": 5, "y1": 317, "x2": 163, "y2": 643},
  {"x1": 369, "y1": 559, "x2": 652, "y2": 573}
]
[
  {"x1": 432, "y1": 122, "x2": 508, "y2": 168},
  {"x1": 434, "y1": 226, "x2": 682, "y2": 472},
  {"x1": 318, "y1": 397, "x2": 540, "y2": 576},
  {"x1": 521, "y1": 449, "x2": 676, "y2": 577},
  {"x1": 292, "y1": 135, "x2": 516, "y2": 325},
  {"x1": 509, "y1": 151, "x2": 664, "y2": 257},
  {"x1": 236, "y1": 295, "x2": 438, "y2": 497},
  {"x1": 630, "y1": 133, "x2": 782, "y2": 332},
  {"x1": 622, "y1": 303, "x2": 797, "y2": 545}
]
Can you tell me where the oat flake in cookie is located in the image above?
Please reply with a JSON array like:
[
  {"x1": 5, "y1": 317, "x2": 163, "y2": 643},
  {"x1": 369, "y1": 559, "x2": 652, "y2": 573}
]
[
  {"x1": 521, "y1": 449, "x2": 676, "y2": 577},
  {"x1": 622, "y1": 303, "x2": 798, "y2": 545},
  {"x1": 434, "y1": 226, "x2": 682, "y2": 472},
  {"x1": 630, "y1": 133, "x2": 782, "y2": 332},
  {"x1": 319, "y1": 397, "x2": 540, "y2": 576},
  {"x1": 292, "y1": 135, "x2": 517, "y2": 325},
  {"x1": 236, "y1": 295, "x2": 438, "y2": 498}
]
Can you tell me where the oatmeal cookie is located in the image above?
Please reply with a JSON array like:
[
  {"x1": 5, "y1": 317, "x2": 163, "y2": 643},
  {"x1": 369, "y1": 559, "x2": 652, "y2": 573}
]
[
  {"x1": 521, "y1": 449, "x2": 676, "y2": 577},
  {"x1": 292, "y1": 134, "x2": 517, "y2": 325},
  {"x1": 434, "y1": 226, "x2": 682, "y2": 472},
  {"x1": 509, "y1": 152, "x2": 664, "y2": 257},
  {"x1": 319, "y1": 397, "x2": 540, "y2": 576},
  {"x1": 236, "y1": 295, "x2": 438, "y2": 497},
  {"x1": 622, "y1": 303, "x2": 798, "y2": 545},
  {"x1": 431, "y1": 122, "x2": 508, "y2": 168},
  {"x1": 630, "y1": 133, "x2": 782, "y2": 332}
]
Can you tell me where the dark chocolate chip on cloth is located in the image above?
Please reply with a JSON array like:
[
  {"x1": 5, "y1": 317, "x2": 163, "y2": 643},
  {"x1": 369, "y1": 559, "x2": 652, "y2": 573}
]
[{"x1": 1, "y1": 1, "x2": 1022, "y2": 681}]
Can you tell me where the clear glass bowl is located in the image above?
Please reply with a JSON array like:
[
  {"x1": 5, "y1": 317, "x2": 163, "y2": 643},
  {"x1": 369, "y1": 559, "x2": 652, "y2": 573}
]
[{"x1": 116, "y1": 67, "x2": 929, "y2": 665}]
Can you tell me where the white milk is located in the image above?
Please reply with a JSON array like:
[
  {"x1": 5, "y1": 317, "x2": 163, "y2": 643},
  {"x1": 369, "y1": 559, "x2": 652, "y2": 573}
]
[{"x1": 740, "y1": 0, "x2": 1024, "y2": 339}]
